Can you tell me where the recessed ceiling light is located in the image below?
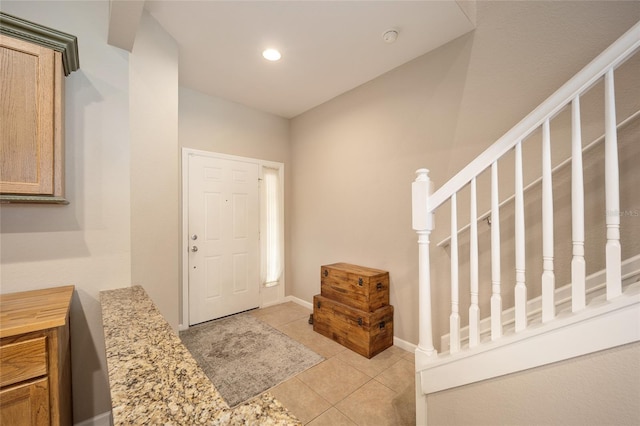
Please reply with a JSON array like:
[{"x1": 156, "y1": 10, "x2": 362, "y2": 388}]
[{"x1": 262, "y1": 48, "x2": 281, "y2": 61}]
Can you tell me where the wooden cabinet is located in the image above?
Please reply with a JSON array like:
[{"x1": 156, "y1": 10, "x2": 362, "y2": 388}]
[
  {"x1": 0, "y1": 12, "x2": 79, "y2": 204},
  {"x1": 0, "y1": 286, "x2": 74, "y2": 425},
  {"x1": 0, "y1": 378, "x2": 50, "y2": 426},
  {"x1": 0, "y1": 35, "x2": 62, "y2": 198}
]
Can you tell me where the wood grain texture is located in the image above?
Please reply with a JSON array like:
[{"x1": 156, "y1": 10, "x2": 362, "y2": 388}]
[
  {"x1": 45, "y1": 323, "x2": 72, "y2": 426},
  {"x1": 53, "y1": 50, "x2": 64, "y2": 197},
  {"x1": 0, "y1": 336, "x2": 47, "y2": 388},
  {"x1": 0, "y1": 286, "x2": 74, "y2": 426},
  {"x1": 320, "y1": 263, "x2": 389, "y2": 312},
  {"x1": 0, "y1": 285, "x2": 73, "y2": 338},
  {"x1": 54, "y1": 319, "x2": 72, "y2": 426},
  {"x1": 313, "y1": 295, "x2": 394, "y2": 359},
  {"x1": 0, "y1": 42, "x2": 38, "y2": 183},
  {"x1": 0, "y1": 377, "x2": 50, "y2": 426},
  {"x1": 0, "y1": 34, "x2": 57, "y2": 196}
]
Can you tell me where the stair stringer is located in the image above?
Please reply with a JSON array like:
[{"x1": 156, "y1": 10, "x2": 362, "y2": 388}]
[
  {"x1": 440, "y1": 254, "x2": 640, "y2": 350},
  {"x1": 416, "y1": 283, "x2": 640, "y2": 395}
]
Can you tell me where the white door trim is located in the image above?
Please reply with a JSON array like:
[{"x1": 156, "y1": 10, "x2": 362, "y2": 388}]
[{"x1": 180, "y1": 148, "x2": 285, "y2": 330}]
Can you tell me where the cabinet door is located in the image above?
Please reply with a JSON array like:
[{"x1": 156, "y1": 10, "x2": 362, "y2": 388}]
[
  {"x1": 0, "y1": 35, "x2": 55, "y2": 195},
  {"x1": 0, "y1": 377, "x2": 50, "y2": 426}
]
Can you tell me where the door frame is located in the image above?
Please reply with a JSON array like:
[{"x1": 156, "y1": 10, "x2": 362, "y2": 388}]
[{"x1": 180, "y1": 148, "x2": 285, "y2": 330}]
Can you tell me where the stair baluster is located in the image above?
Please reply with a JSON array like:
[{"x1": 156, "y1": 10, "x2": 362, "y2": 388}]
[
  {"x1": 515, "y1": 141, "x2": 527, "y2": 331},
  {"x1": 542, "y1": 119, "x2": 555, "y2": 322},
  {"x1": 604, "y1": 68, "x2": 622, "y2": 300},
  {"x1": 450, "y1": 193, "x2": 461, "y2": 353},
  {"x1": 490, "y1": 162, "x2": 502, "y2": 340},
  {"x1": 469, "y1": 177, "x2": 480, "y2": 347},
  {"x1": 413, "y1": 23, "x2": 640, "y2": 423},
  {"x1": 571, "y1": 96, "x2": 587, "y2": 312}
]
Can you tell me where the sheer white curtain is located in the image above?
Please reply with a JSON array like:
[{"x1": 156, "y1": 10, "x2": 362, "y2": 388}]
[{"x1": 261, "y1": 167, "x2": 282, "y2": 287}]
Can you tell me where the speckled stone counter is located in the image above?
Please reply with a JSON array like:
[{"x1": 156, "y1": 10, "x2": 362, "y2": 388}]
[{"x1": 101, "y1": 286, "x2": 301, "y2": 425}]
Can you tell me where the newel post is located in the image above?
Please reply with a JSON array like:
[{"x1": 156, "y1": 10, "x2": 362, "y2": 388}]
[{"x1": 412, "y1": 169, "x2": 436, "y2": 356}]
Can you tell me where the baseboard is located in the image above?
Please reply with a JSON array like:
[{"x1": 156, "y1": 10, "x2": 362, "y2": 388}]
[
  {"x1": 74, "y1": 411, "x2": 112, "y2": 426},
  {"x1": 394, "y1": 336, "x2": 418, "y2": 353},
  {"x1": 260, "y1": 299, "x2": 286, "y2": 309},
  {"x1": 285, "y1": 295, "x2": 313, "y2": 310}
]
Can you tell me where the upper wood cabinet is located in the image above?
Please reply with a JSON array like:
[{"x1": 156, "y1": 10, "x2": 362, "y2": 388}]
[{"x1": 0, "y1": 13, "x2": 79, "y2": 204}]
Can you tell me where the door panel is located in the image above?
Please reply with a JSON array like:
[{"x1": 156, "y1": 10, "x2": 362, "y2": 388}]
[
  {"x1": 188, "y1": 154, "x2": 260, "y2": 325},
  {"x1": 205, "y1": 256, "x2": 221, "y2": 298},
  {"x1": 233, "y1": 253, "x2": 248, "y2": 292}
]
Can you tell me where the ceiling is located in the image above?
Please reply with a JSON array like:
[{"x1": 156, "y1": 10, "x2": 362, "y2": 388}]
[{"x1": 123, "y1": 1, "x2": 475, "y2": 118}]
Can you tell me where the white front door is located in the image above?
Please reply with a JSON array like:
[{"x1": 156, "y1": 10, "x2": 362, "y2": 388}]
[{"x1": 187, "y1": 154, "x2": 260, "y2": 325}]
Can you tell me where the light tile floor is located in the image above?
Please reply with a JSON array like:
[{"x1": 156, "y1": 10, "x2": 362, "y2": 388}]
[{"x1": 249, "y1": 302, "x2": 416, "y2": 426}]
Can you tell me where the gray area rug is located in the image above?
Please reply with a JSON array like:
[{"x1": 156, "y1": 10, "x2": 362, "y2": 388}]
[{"x1": 180, "y1": 312, "x2": 324, "y2": 407}]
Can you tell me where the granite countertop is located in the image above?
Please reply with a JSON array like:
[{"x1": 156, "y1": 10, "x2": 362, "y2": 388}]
[{"x1": 101, "y1": 286, "x2": 301, "y2": 425}]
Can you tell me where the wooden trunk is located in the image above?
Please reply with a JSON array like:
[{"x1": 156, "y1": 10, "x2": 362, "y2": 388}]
[
  {"x1": 320, "y1": 263, "x2": 389, "y2": 312},
  {"x1": 313, "y1": 294, "x2": 393, "y2": 359}
]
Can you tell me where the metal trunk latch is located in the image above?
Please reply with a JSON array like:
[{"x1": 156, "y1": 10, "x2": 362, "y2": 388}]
[
  {"x1": 358, "y1": 278, "x2": 363, "y2": 286},
  {"x1": 379, "y1": 321, "x2": 386, "y2": 329},
  {"x1": 377, "y1": 282, "x2": 383, "y2": 291}
]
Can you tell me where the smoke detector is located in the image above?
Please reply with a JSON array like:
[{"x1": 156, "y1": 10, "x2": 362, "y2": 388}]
[{"x1": 382, "y1": 29, "x2": 398, "y2": 43}]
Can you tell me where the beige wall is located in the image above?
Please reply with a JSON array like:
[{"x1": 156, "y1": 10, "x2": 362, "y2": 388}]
[
  {"x1": 0, "y1": 1, "x2": 130, "y2": 422},
  {"x1": 1, "y1": 1, "x2": 639, "y2": 423},
  {"x1": 289, "y1": 1, "x2": 640, "y2": 346},
  {"x1": 178, "y1": 87, "x2": 291, "y2": 312},
  {"x1": 0, "y1": 6, "x2": 287, "y2": 421},
  {"x1": 0, "y1": 3, "x2": 182, "y2": 422},
  {"x1": 130, "y1": 11, "x2": 180, "y2": 330},
  {"x1": 179, "y1": 87, "x2": 290, "y2": 163},
  {"x1": 427, "y1": 342, "x2": 640, "y2": 425}
]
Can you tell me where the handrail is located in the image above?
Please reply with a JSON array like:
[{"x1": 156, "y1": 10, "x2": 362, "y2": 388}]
[
  {"x1": 436, "y1": 108, "x2": 640, "y2": 247},
  {"x1": 414, "y1": 21, "x2": 640, "y2": 425},
  {"x1": 427, "y1": 21, "x2": 640, "y2": 214}
]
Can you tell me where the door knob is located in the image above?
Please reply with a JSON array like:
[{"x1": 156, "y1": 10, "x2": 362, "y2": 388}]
[{"x1": 191, "y1": 246, "x2": 198, "y2": 252}]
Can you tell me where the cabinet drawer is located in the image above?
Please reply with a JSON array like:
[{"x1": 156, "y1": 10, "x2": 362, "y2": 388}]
[{"x1": 0, "y1": 336, "x2": 47, "y2": 388}]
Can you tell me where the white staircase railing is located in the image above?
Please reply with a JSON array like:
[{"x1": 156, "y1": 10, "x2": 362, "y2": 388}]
[{"x1": 412, "y1": 21, "x2": 640, "y2": 426}]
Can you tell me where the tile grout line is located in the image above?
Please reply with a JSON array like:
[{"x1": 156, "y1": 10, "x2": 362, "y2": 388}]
[{"x1": 256, "y1": 303, "x2": 414, "y2": 425}]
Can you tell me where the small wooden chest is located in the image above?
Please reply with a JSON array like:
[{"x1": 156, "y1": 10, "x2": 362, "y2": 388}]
[
  {"x1": 321, "y1": 263, "x2": 389, "y2": 312},
  {"x1": 313, "y1": 294, "x2": 393, "y2": 358}
]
